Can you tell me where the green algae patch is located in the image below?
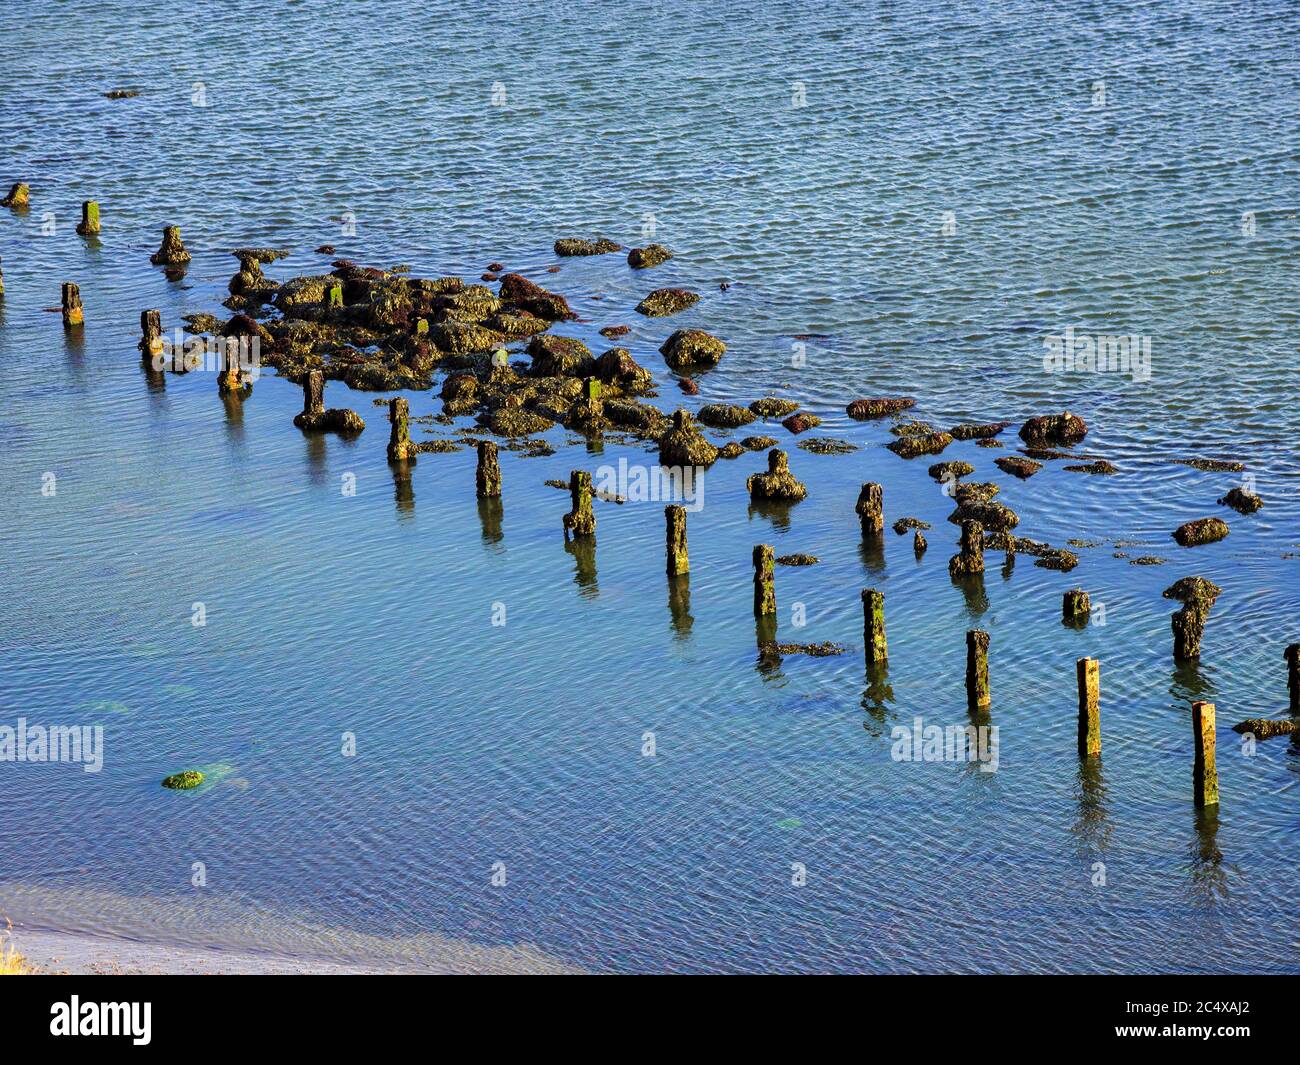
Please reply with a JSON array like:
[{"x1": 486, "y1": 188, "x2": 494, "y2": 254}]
[{"x1": 161, "y1": 770, "x2": 205, "y2": 790}]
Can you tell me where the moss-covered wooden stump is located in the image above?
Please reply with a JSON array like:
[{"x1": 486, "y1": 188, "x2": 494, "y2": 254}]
[
  {"x1": 76, "y1": 200, "x2": 101, "y2": 235},
  {"x1": 862, "y1": 588, "x2": 887, "y2": 662},
  {"x1": 150, "y1": 225, "x2": 191, "y2": 265},
  {"x1": 476, "y1": 441, "x2": 502, "y2": 499},
  {"x1": 1077, "y1": 657, "x2": 1100, "y2": 757},
  {"x1": 563, "y1": 470, "x2": 595, "y2": 540},
  {"x1": 1192, "y1": 701, "x2": 1219, "y2": 808},
  {"x1": 387, "y1": 397, "x2": 418, "y2": 462},
  {"x1": 948, "y1": 519, "x2": 985, "y2": 578},
  {"x1": 1287, "y1": 643, "x2": 1300, "y2": 714},
  {"x1": 665, "y1": 504, "x2": 689, "y2": 576},
  {"x1": 753, "y1": 544, "x2": 776, "y2": 616},
  {"x1": 856, "y1": 482, "x2": 883, "y2": 536},
  {"x1": 966, "y1": 630, "x2": 990, "y2": 710},
  {"x1": 61, "y1": 283, "x2": 83, "y2": 328}
]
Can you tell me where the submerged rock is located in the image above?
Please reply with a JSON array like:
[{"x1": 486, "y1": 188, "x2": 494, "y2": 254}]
[
  {"x1": 747, "y1": 449, "x2": 808, "y2": 502},
  {"x1": 759, "y1": 641, "x2": 846, "y2": 657},
  {"x1": 995, "y1": 456, "x2": 1043, "y2": 479},
  {"x1": 104, "y1": 88, "x2": 141, "y2": 99},
  {"x1": 929, "y1": 460, "x2": 974, "y2": 482},
  {"x1": 846, "y1": 397, "x2": 914, "y2": 420},
  {"x1": 1218, "y1": 486, "x2": 1262, "y2": 514},
  {"x1": 698, "y1": 403, "x2": 756, "y2": 428},
  {"x1": 1019, "y1": 411, "x2": 1087, "y2": 447},
  {"x1": 677, "y1": 377, "x2": 699, "y2": 395},
  {"x1": 1172, "y1": 517, "x2": 1229, "y2": 547},
  {"x1": 660, "y1": 329, "x2": 725, "y2": 371},
  {"x1": 528, "y1": 334, "x2": 595, "y2": 377},
  {"x1": 797, "y1": 437, "x2": 857, "y2": 454},
  {"x1": 627, "y1": 243, "x2": 673, "y2": 269},
  {"x1": 658, "y1": 409, "x2": 719, "y2": 466},
  {"x1": 554, "y1": 237, "x2": 621, "y2": 256},
  {"x1": 951, "y1": 421, "x2": 1011, "y2": 440},
  {"x1": 749, "y1": 397, "x2": 801, "y2": 419},
  {"x1": 776, "y1": 553, "x2": 819, "y2": 566},
  {"x1": 161, "y1": 770, "x2": 204, "y2": 790},
  {"x1": 1232, "y1": 718, "x2": 1297, "y2": 740},
  {"x1": 741, "y1": 435, "x2": 777, "y2": 451},
  {"x1": 893, "y1": 517, "x2": 930, "y2": 535},
  {"x1": 1065, "y1": 460, "x2": 1117, "y2": 475},
  {"x1": 599, "y1": 324, "x2": 631, "y2": 339},
  {"x1": 636, "y1": 287, "x2": 699, "y2": 317},
  {"x1": 887, "y1": 431, "x2": 952, "y2": 459},
  {"x1": 1175, "y1": 458, "x2": 1245, "y2": 473},
  {"x1": 781, "y1": 411, "x2": 821, "y2": 435}
]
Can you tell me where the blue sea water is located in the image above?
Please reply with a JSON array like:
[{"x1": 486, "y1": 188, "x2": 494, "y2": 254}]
[{"x1": 0, "y1": 0, "x2": 1297, "y2": 972}]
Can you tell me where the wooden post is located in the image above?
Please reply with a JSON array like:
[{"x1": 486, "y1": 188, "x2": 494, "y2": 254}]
[
  {"x1": 386, "y1": 397, "x2": 417, "y2": 462},
  {"x1": 302, "y1": 369, "x2": 325, "y2": 418},
  {"x1": 216, "y1": 337, "x2": 246, "y2": 393},
  {"x1": 862, "y1": 588, "x2": 887, "y2": 662},
  {"x1": 855, "y1": 482, "x2": 883, "y2": 536},
  {"x1": 665, "y1": 504, "x2": 689, "y2": 576},
  {"x1": 139, "y1": 310, "x2": 162, "y2": 364},
  {"x1": 966, "y1": 630, "x2": 990, "y2": 710},
  {"x1": 1063, "y1": 588, "x2": 1090, "y2": 622},
  {"x1": 753, "y1": 544, "x2": 776, "y2": 616},
  {"x1": 76, "y1": 200, "x2": 101, "y2": 235},
  {"x1": 563, "y1": 470, "x2": 595, "y2": 539},
  {"x1": 476, "y1": 441, "x2": 501, "y2": 499},
  {"x1": 948, "y1": 519, "x2": 985, "y2": 577},
  {"x1": 1171, "y1": 604, "x2": 1206, "y2": 661},
  {"x1": 150, "y1": 225, "x2": 191, "y2": 265},
  {"x1": 913, "y1": 530, "x2": 927, "y2": 557},
  {"x1": 1076, "y1": 657, "x2": 1100, "y2": 756},
  {"x1": 61, "y1": 283, "x2": 83, "y2": 328},
  {"x1": 1192, "y1": 700, "x2": 1219, "y2": 808},
  {"x1": 1286, "y1": 644, "x2": 1300, "y2": 714},
  {"x1": 0, "y1": 182, "x2": 30, "y2": 208}
]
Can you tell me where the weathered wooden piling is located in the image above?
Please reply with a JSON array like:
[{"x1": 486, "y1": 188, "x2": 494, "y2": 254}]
[
  {"x1": 913, "y1": 530, "x2": 927, "y2": 557},
  {"x1": 855, "y1": 482, "x2": 884, "y2": 536},
  {"x1": 150, "y1": 225, "x2": 191, "y2": 265},
  {"x1": 1076, "y1": 657, "x2": 1100, "y2": 756},
  {"x1": 665, "y1": 504, "x2": 689, "y2": 576},
  {"x1": 216, "y1": 337, "x2": 246, "y2": 394},
  {"x1": 303, "y1": 368, "x2": 326, "y2": 419},
  {"x1": 753, "y1": 544, "x2": 776, "y2": 616},
  {"x1": 0, "y1": 182, "x2": 29, "y2": 208},
  {"x1": 563, "y1": 470, "x2": 595, "y2": 539},
  {"x1": 1063, "y1": 588, "x2": 1090, "y2": 623},
  {"x1": 61, "y1": 283, "x2": 83, "y2": 328},
  {"x1": 1, "y1": 257, "x2": 7, "y2": 297},
  {"x1": 862, "y1": 588, "x2": 887, "y2": 662},
  {"x1": 1192, "y1": 700, "x2": 1219, "y2": 808},
  {"x1": 966, "y1": 629, "x2": 990, "y2": 710},
  {"x1": 476, "y1": 441, "x2": 501, "y2": 499},
  {"x1": 948, "y1": 519, "x2": 985, "y2": 578},
  {"x1": 386, "y1": 397, "x2": 418, "y2": 462},
  {"x1": 139, "y1": 309, "x2": 163, "y2": 363},
  {"x1": 1286, "y1": 644, "x2": 1300, "y2": 714},
  {"x1": 76, "y1": 200, "x2": 100, "y2": 236},
  {"x1": 1171, "y1": 605, "x2": 1207, "y2": 661}
]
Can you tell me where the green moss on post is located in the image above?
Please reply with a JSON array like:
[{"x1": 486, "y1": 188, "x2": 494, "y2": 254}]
[
  {"x1": 1192, "y1": 700, "x2": 1219, "y2": 808},
  {"x1": 966, "y1": 629, "x2": 990, "y2": 710},
  {"x1": 1171, "y1": 604, "x2": 1207, "y2": 661},
  {"x1": 862, "y1": 588, "x2": 887, "y2": 662},
  {"x1": 1063, "y1": 588, "x2": 1090, "y2": 623},
  {"x1": 386, "y1": 397, "x2": 418, "y2": 462},
  {"x1": 1077, "y1": 657, "x2": 1100, "y2": 756},
  {"x1": 76, "y1": 200, "x2": 101, "y2": 235},
  {"x1": 665, "y1": 504, "x2": 689, "y2": 576},
  {"x1": 150, "y1": 225, "x2": 191, "y2": 265},
  {"x1": 1286, "y1": 644, "x2": 1300, "y2": 714},
  {"x1": 139, "y1": 309, "x2": 162, "y2": 364},
  {"x1": 326, "y1": 282, "x2": 343, "y2": 309},
  {"x1": 856, "y1": 482, "x2": 883, "y2": 536},
  {"x1": 563, "y1": 470, "x2": 595, "y2": 539},
  {"x1": 948, "y1": 519, "x2": 985, "y2": 578},
  {"x1": 61, "y1": 283, "x2": 83, "y2": 328},
  {"x1": 753, "y1": 544, "x2": 776, "y2": 616},
  {"x1": 216, "y1": 338, "x2": 248, "y2": 394},
  {"x1": 476, "y1": 440, "x2": 501, "y2": 499},
  {"x1": 0, "y1": 182, "x2": 29, "y2": 208}
]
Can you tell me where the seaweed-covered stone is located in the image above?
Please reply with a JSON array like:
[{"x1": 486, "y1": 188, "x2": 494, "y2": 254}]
[
  {"x1": 1172, "y1": 517, "x2": 1229, "y2": 547},
  {"x1": 781, "y1": 411, "x2": 821, "y2": 434},
  {"x1": 161, "y1": 770, "x2": 204, "y2": 790},
  {"x1": 678, "y1": 377, "x2": 699, "y2": 395},
  {"x1": 496, "y1": 273, "x2": 573, "y2": 320},
  {"x1": 438, "y1": 285, "x2": 501, "y2": 323},
  {"x1": 948, "y1": 500, "x2": 1019, "y2": 532},
  {"x1": 628, "y1": 244, "x2": 673, "y2": 268},
  {"x1": 1, "y1": 182, "x2": 30, "y2": 208},
  {"x1": 636, "y1": 287, "x2": 699, "y2": 317},
  {"x1": 955, "y1": 481, "x2": 1000, "y2": 505},
  {"x1": 150, "y1": 225, "x2": 191, "y2": 265},
  {"x1": 776, "y1": 553, "x2": 819, "y2": 566},
  {"x1": 951, "y1": 421, "x2": 1011, "y2": 440},
  {"x1": 481, "y1": 395, "x2": 555, "y2": 437},
  {"x1": 996, "y1": 456, "x2": 1043, "y2": 479},
  {"x1": 698, "y1": 403, "x2": 756, "y2": 428},
  {"x1": 717, "y1": 442, "x2": 745, "y2": 460},
  {"x1": 1175, "y1": 458, "x2": 1244, "y2": 473},
  {"x1": 658, "y1": 409, "x2": 719, "y2": 466},
  {"x1": 759, "y1": 641, "x2": 846, "y2": 657},
  {"x1": 1231, "y1": 718, "x2": 1297, "y2": 740},
  {"x1": 893, "y1": 517, "x2": 930, "y2": 535},
  {"x1": 594, "y1": 347, "x2": 653, "y2": 394},
  {"x1": 846, "y1": 397, "x2": 914, "y2": 420},
  {"x1": 1019, "y1": 411, "x2": 1087, "y2": 447},
  {"x1": 297, "y1": 408, "x2": 365, "y2": 433},
  {"x1": 660, "y1": 329, "x2": 725, "y2": 371},
  {"x1": 528, "y1": 334, "x2": 594, "y2": 377},
  {"x1": 797, "y1": 437, "x2": 857, "y2": 454},
  {"x1": 1162, "y1": 576, "x2": 1222, "y2": 607},
  {"x1": 1034, "y1": 548, "x2": 1079, "y2": 572},
  {"x1": 890, "y1": 420, "x2": 935, "y2": 437},
  {"x1": 747, "y1": 449, "x2": 808, "y2": 502},
  {"x1": 599, "y1": 324, "x2": 631, "y2": 339},
  {"x1": 1164, "y1": 576, "x2": 1221, "y2": 660},
  {"x1": 929, "y1": 460, "x2": 974, "y2": 482},
  {"x1": 741, "y1": 435, "x2": 777, "y2": 451},
  {"x1": 606, "y1": 399, "x2": 668, "y2": 434},
  {"x1": 554, "y1": 237, "x2": 621, "y2": 256},
  {"x1": 1218, "y1": 486, "x2": 1262, "y2": 514},
  {"x1": 1065, "y1": 460, "x2": 1117, "y2": 475},
  {"x1": 749, "y1": 397, "x2": 801, "y2": 419},
  {"x1": 887, "y1": 431, "x2": 952, "y2": 459}
]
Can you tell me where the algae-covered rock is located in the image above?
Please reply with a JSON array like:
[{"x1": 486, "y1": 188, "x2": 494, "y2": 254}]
[
  {"x1": 484, "y1": 311, "x2": 550, "y2": 338},
  {"x1": 929, "y1": 460, "x2": 974, "y2": 482},
  {"x1": 528, "y1": 334, "x2": 595, "y2": 377},
  {"x1": 481, "y1": 395, "x2": 556, "y2": 437},
  {"x1": 1065, "y1": 460, "x2": 1117, "y2": 475},
  {"x1": 951, "y1": 421, "x2": 1011, "y2": 440},
  {"x1": 628, "y1": 243, "x2": 673, "y2": 268},
  {"x1": 782, "y1": 411, "x2": 821, "y2": 434},
  {"x1": 955, "y1": 481, "x2": 1000, "y2": 505},
  {"x1": 599, "y1": 324, "x2": 631, "y2": 339},
  {"x1": 776, "y1": 553, "x2": 819, "y2": 566},
  {"x1": 658, "y1": 409, "x2": 719, "y2": 466},
  {"x1": 893, "y1": 517, "x2": 930, "y2": 535},
  {"x1": 887, "y1": 431, "x2": 952, "y2": 459},
  {"x1": 296, "y1": 408, "x2": 365, "y2": 433},
  {"x1": 996, "y1": 456, "x2": 1043, "y2": 479},
  {"x1": 660, "y1": 329, "x2": 725, "y2": 371},
  {"x1": 554, "y1": 237, "x2": 621, "y2": 256},
  {"x1": 1162, "y1": 576, "x2": 1222, "y2": 607},
  {"x1": 698, "y1": 403, "x2": 756, "y2": 428},
  {"x1": 1175, "y1": 458, "x2": 1244, "y2": 473},
  {"x1": 797, "y1": 437, "x2": 857, "y2": 455},
  {"x1": 429, "y1": 322, "x2": 504, "y2": 356},
  {"x1": 1232, "y1": 718, "x2": 1297, "y2": 740},
  {"x1": 741, "y1": 435, "x2": 778, "y2": 451},
  {"x1": 948, "y1": 500, "x2": 1019, "y2": 532},
  {"x1": 749, "y1": 397, "x2": 801, "y2": 419},
  {"x1": 846, "y1": 397, "x2": 914, "y2": 420},
  {"x1": 161, "y1": 770, "x2": 204, "y2": 790},
  {"x1": 594, "y1": 347, "x2": 654, "y2": 394},
  {"x1": 496, "y1": 273, "x2": 574, "y2": 320},
  {"x1": 1019, "y1": 411, "x2": 1087, "y2": 447},
  {"x1": 636, "y1": 287, "x2": 699, "y2": 317},
  {"x1": 717, "y1": 442, "x2": 745, "y2": 459},
  {"x1": 747, "y1": 449, "x2": 808, "y2": 502},
  {"x1": 890, "y1": 420, "x2": 935, "y2": 436},
  {"x1": 150, "y1": 225, "x2": 191, "y2": 266},
  {"x1": 606, "y1": 398, "x2": 668, "y2": 435},
  {"x1": 1218, "y1": 486, "x2": 1262, "y2": 514},
  {"x1": 1172, "y1": 517, "x2": 1229, "y2": 547}
]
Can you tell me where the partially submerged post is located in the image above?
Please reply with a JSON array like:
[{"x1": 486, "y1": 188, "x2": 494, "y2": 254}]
[
  {"x1": 301, "y1": 368, "x2": 326, "y2": 420},
  {"x1": 1077, "y1": 657, "x2": 1100, "y2": 756},
  {"x1": 862, "y1": 588, "x2": 887, "y2": 662},
  {"x1": 1163, "y1": 577, "x2": 1221, "y2": 662},
  {"x1": 855, "y1": 482, "x2": 883, "y2": 536},
  {"x1": 61, "y1": 283, "x2": 83, "y2": 328},
  {"x1": 966, "y1": 630, "x2": 990, "y2": 710},
  {"x1": 476, "y1": 441, "x2": 501, "y2": 499},
  {"x1": 1286, "y1": 644, "x2": 1300, "y2": 714},
  {"x1": 0, "y1": 182, "x2": 29, "y2": 208},
  {"x1": 1063, "y1": 588, "x2": 1090, "y2": 624},
  {"x1": 665, "y1": 504, "x2": 689, "y2": 576},
  {"x1": 948, "y1": 519, "x2": 985, "y2": 578},
  {"x1": 753, "y1": 544, "x2": 776, "y2": 616},
  {"x1": 150, "y1": 225, "x2": 191, "y2": 265},
  {"x1": 139, "y1": 309, "x2": 163, "y2": 364},
  {"x1": 76, "y1": 200, "x2": 100, "y2": 236},
  {"x1": 1192, "y1": 700, "x2": 1219, "y2": 808},
  {"x1": 563, "y1": 470, "x2": 595, "y2": 539},
  {"x1": 913, "y1": 530, "x2": 927, "y2": 557},
  {"x1": 216, "y1": 337, "x2": 247, "y2": 394},
  {"x1": 386, "y1": 397, "x2": 417, "y2": 462},
  {"x1": 0, "y1": 257, "x2": 5, "y2": 296}
]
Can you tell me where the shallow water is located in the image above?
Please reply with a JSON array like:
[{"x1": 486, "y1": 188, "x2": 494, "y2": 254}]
[{"x1": 0, "y1": 0, "x2": 1298, "y2": 973}]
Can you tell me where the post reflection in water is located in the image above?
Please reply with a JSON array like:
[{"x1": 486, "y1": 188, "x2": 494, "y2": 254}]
[
  {"x1": 667, "y1": 573, "x2": 693, "y2": 640},
  {"x1": 391, "y1": 462, "x2": 414, "y2": 518},
  {"x1": 565, "y1": 535, "x2": 597, "y2": 598},
  {"x1": 477, "y1": 495, "x2": 503, "y2": 548}
]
